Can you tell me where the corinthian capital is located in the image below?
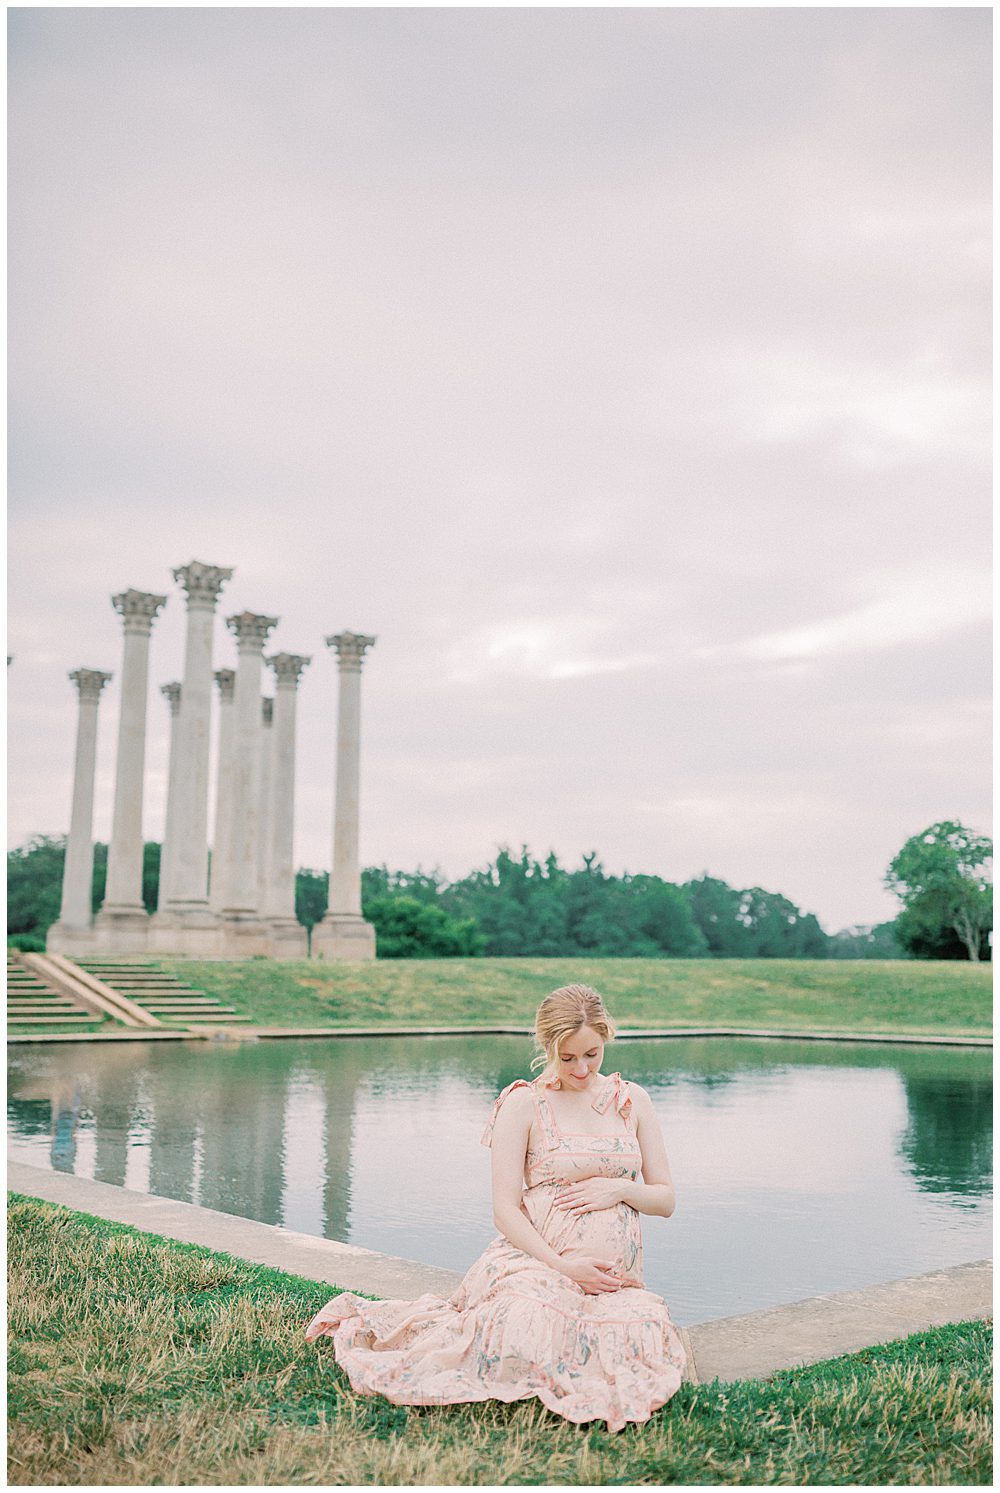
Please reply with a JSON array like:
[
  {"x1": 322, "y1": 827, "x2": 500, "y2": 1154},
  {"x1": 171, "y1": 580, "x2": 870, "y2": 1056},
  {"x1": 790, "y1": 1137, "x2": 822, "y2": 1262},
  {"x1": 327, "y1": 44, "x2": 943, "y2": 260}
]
[
  {"x1": 325, "y1": 631, "x2": 377, "y2": 672},
  {"x1": 226, "y1": 611, "x2": 279, "y2": 653},
  {"x1": 160, "y1": 681, "x2": 182, "y2": 716},
  {"x1": 112, "y1": 589, "x2": 168, "y2": 635},
  {"x1": 214, "y1": 668, "x2": 236, "y2": 703},
  {"x1": 267, "y1": 652, "x2": 311, "y2": 688},
  {"x1": 173, "y1": 560, "x2": 235, "y2": 610},
  {"x1": 70, "y1": 668, "x2": 113, "y2": 703}
]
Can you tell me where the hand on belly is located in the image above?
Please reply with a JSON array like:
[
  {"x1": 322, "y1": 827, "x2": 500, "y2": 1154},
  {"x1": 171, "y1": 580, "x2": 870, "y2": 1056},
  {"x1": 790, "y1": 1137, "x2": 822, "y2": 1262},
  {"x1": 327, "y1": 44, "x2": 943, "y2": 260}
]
[{"x1": 553, "y1": 1177, "x2": 624, "y2": 1215}]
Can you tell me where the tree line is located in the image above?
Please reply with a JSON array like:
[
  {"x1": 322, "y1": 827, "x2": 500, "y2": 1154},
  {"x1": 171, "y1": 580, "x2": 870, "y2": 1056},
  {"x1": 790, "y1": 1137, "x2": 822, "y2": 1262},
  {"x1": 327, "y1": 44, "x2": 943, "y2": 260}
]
[{"x1": 8, "y1": 821, "x2": 990, "y2": 960}]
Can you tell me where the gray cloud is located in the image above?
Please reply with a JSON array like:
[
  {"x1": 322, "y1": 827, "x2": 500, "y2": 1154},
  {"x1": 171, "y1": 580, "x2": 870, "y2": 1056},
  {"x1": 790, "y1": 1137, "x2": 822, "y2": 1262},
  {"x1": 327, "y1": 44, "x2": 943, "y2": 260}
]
[{"x1": 8, "y1": 8, "x2": 991, "y2": 931}]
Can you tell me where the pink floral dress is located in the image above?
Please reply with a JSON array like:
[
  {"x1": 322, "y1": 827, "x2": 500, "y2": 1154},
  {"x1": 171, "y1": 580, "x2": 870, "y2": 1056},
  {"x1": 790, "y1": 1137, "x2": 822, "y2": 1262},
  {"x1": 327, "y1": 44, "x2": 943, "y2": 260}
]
[{"x1": 304, "y1": 1072, "x2": 686, "y2": 1433}]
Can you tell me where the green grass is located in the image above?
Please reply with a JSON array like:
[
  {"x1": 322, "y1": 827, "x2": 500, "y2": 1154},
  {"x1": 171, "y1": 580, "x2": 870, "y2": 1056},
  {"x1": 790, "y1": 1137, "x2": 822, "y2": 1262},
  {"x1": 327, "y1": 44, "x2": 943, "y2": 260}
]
[
  {"x1": 7, "y1": 1194, "x2": 992, "y2": 1485},
  {"x1": 8, "y1": 957, "x2": 990, "y2": 1040},
  {"x1": 158, "y1": 957, "x2": 992, "y2": 1037}
]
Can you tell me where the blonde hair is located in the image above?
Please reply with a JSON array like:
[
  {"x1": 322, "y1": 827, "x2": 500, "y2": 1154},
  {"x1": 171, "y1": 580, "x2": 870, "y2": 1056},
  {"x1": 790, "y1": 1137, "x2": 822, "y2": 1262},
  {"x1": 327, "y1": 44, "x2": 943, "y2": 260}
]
[{"x1": 530, "y1": 984, "x2": 617, "y2": 1087}]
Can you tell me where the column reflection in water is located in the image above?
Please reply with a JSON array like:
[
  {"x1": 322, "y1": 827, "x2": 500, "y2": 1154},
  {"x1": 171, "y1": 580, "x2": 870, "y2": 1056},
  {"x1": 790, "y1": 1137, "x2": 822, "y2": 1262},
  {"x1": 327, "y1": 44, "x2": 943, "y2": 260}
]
[
  {"x1": 146, "y1": 1061, "x2": 199, "y2": 1203},
  {"x1": 322, "y1": 1040, "x2": 375, "y2": 1244},
  {"x1": 86, "y1": 1045, "x2": 154, "y2": 1189},
  {"x1": 192, "y1": 1045, "x2": 285, "y2": 1224},
  {"x1": 281, "y1": 1071, "x2": 327, "y2": 1236},
  {"x1": 124, "y1": 1105, "x2": 153, "y2": 1194}
]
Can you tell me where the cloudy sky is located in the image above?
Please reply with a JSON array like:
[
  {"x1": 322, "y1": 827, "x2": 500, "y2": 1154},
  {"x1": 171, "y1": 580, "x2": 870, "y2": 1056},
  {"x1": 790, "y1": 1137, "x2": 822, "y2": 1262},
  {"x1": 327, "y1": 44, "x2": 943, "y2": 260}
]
[{"x1": 8, "y1": 8, "x2": 991, "y2": 932}]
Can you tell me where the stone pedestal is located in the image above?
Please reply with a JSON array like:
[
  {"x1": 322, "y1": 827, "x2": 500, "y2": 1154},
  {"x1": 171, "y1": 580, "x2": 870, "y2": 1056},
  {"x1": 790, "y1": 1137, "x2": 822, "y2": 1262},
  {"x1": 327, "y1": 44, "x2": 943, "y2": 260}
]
[
  {"x1": 219, "y1": 610, "x2": 278, "y2": 957},
  {"x1": 94, "y1": 589, "x2": 167, "y2": 952},
  {"x1": 149, "y1": 560, "x2": 232, "y2": 955},
  {"x1": 312, "y1": 914, "x2": 376, "y2": 961},
  {"x1": 312, "y1": 632, "x2": 377, "y2": 962},
  {"x1": 264, "y1": 653, "x2": 310, "y2": 959},
  {"x1": 47, "y1": 668, "x2": 113, "y2": 955}
]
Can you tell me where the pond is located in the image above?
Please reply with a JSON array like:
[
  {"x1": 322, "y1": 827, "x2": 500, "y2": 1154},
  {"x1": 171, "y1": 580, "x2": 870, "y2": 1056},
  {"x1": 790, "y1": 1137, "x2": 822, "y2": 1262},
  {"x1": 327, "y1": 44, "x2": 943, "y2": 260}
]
[{"x1": 7, "y1": 1034, "x2": 992, "y2": 1325}]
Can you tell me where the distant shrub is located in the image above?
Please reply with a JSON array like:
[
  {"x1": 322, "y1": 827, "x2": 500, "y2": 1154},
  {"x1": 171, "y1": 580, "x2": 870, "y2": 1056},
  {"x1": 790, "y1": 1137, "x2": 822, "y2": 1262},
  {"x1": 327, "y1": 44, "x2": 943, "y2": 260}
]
[{"x1": 7, "y1": 933, "x2": 45, "y2": 953}]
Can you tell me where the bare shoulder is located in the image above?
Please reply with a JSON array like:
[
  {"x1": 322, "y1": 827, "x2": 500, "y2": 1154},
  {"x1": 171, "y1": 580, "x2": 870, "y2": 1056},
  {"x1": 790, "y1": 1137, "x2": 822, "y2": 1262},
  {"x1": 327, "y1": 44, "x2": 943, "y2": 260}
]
[
  {"x1": 501, "y1": 1084, "x2": 536, "y2": 1111},
  {"x1": 491, "y1": 1083, "x2": 535, "y2": 1126},
  {"x1": 626, "y1": 1081, "x2": 656, "y2": 1115}
]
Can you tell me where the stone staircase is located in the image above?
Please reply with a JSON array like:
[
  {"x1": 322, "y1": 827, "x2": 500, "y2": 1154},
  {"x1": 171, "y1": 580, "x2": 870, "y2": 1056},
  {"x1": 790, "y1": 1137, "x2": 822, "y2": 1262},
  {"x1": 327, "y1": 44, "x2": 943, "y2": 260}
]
[
  {"x1": 6, "y1": 951, "x2": 102, "y2": 1027},
  {"x1": 77, "y1": 960, "x2": 248, "y2": 1026}
]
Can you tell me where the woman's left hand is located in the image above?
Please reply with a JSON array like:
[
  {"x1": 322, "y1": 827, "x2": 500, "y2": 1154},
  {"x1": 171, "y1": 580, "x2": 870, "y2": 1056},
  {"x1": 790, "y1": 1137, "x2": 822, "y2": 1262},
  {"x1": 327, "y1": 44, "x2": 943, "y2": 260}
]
[{"x1": 553, "y1": 1178, "x2": 625, "y2": 1215}]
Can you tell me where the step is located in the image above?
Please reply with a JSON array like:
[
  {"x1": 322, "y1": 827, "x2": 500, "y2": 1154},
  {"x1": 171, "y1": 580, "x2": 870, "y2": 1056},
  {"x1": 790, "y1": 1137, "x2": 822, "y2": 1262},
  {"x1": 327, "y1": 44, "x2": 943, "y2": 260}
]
[
  {"x1": 83, "y1": 978, "x2": 205, "y2": 989},
  {"x1": 82, "y1": 965, "x2": 162, "y2": 972},
  {"x1": 174, "y1": 1014, "x2": 250, "y2": 1023},
  {"x1": 149, "y1": 1005, "x2": 239, "y2": 1014},
  {"x1": 8, "y1": 1015, "x2": 101, "y2": 1025},
  {"x1": 7, "y1": 1004, "x2": 85, "y2": 1014},
  {"x1": 136, "y1": 998, "x2": 228, "y2": 1007}
]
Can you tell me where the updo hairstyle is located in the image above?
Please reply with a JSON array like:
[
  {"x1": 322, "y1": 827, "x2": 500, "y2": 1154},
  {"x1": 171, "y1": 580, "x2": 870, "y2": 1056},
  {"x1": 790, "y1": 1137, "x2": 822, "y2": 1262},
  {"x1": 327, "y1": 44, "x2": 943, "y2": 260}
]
[{"x1": 530, "y1": 984, "x2": 617, "y2": 1087}]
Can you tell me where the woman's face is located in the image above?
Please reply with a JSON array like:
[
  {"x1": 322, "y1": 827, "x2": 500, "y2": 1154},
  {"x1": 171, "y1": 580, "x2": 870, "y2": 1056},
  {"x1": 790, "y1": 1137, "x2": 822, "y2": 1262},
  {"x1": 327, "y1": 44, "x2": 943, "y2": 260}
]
[{"x1": 555, "y1": 1024, "x2": 605, "y2": 1088}]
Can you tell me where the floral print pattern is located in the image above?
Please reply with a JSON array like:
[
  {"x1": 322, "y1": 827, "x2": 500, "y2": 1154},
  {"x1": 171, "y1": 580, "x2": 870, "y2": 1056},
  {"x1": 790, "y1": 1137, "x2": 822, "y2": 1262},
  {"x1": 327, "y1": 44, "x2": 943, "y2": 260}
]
[{"x1": 305, "y1": 1072, "x2": 686, "y2": 1433}]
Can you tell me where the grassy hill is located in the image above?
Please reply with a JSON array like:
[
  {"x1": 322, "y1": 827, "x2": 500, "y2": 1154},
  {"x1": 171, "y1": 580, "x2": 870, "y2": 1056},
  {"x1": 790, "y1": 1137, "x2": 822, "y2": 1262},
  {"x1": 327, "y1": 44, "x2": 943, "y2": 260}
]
[{"x1": 160, "y1": 957, "x2": 992, "y2": 1036}]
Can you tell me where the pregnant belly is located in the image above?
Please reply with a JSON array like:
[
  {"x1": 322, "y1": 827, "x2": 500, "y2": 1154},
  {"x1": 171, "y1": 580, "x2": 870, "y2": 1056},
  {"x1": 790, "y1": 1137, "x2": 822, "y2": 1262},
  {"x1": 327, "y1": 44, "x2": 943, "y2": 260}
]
[{"x1": 530, "y1": 1195, "x2": 644, "y2": 1288}]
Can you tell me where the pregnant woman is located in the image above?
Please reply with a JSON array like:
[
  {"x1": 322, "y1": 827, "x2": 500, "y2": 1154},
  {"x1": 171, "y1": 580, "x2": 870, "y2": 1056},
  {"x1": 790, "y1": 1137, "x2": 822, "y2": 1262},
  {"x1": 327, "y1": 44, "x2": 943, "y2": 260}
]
[{"x1": 305, "y1": 984, "x2": 687, "y2": 1433}]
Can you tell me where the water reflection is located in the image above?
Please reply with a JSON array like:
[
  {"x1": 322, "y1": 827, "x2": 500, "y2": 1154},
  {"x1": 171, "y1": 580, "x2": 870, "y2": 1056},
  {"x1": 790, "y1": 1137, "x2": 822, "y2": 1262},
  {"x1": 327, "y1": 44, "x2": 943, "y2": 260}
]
[{"x1": 7, "y1": 1034, "x2": 992, "y2": 1323}]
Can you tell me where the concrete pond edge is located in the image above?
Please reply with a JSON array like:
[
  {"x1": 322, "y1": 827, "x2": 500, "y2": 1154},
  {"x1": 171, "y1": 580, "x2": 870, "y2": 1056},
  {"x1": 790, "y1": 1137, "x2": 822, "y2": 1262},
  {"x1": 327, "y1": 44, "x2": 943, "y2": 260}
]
[
  {"x1": 7, "y1": 1023, "x2": 992, "y2": 1046},
  {"x1": 8, "y1": 1160, "x2": 992, "y2": 1387}
]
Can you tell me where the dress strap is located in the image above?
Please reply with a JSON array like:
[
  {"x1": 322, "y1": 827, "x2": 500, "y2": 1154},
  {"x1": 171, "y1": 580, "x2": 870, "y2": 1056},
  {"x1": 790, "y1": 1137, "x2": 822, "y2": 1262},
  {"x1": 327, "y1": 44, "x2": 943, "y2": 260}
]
[
  {"x1": 529, "y1": 1082, "x2": 561, "y2": 1150},
  {"x1": 480, "y1": 1079, "x2": 539, "y2": 1148},
  {"x1": 592, "y1": 1072, "x2": 635, "y2": 1130}
]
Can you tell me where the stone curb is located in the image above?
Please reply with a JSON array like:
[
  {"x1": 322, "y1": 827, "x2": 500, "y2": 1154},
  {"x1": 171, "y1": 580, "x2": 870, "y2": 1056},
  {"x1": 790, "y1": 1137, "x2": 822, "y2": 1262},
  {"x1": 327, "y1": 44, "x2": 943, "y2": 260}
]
[
  {"x1": 7, "y1": 1160, "x2": 460, "y2": 1299},
  {"x1": 7, "y1": 1023, "x2": 992, "y2": 1046},
  {"x1": 8, "y1": 1161, "x2": 992, "y2": 1386}
]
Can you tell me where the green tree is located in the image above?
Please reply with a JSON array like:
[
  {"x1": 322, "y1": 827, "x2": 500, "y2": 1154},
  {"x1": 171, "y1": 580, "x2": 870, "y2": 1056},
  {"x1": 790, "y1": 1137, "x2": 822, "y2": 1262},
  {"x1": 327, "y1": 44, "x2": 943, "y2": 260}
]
[
  {"x1": 736, "y1": 887, "x2": 829, "y2": 958},
  {"x1": 885, "y1": 822, "x2": 992, "y2": 962},
  {"x1": 626, "y1": 875, "x2": 708, "y2": 957},
  {"x1": 295, "y1": 868, "x2": 329, "y2": 950},
  {"x1": 684, "y1": 875, "x2": 753, "y2": 956},
  {"x1": 363, "y1": 895, "x2": 484, "y2": 958},
  {"x1": 827, "y1": 921, "x2": 904, "y2": 959},
  {"x1": 7, "y1": 835, "x2": 66, "y2": 940}
]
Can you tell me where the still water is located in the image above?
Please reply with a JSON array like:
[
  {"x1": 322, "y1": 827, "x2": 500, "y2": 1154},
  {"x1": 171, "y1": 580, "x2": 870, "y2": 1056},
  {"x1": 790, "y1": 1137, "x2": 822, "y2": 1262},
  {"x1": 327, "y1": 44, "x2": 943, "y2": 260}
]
[{"x1": 7, "y1": 1035, "x2": 992, "y2": 1325}]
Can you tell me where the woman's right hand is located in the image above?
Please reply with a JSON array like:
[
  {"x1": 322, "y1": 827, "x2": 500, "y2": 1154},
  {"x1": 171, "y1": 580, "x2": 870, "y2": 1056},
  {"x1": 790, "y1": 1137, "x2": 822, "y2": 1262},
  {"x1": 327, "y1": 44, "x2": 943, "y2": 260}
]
[{"x1": 561, "y1": 1254, "x2": 621, "y2": 1294}]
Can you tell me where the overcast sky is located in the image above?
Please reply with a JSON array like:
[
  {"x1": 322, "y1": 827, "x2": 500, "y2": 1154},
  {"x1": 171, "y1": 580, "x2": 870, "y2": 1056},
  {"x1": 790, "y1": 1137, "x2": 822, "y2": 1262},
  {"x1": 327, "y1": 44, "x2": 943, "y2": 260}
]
[{"x1": 8, "y1": 8, "x2": 992, "y2": 932}]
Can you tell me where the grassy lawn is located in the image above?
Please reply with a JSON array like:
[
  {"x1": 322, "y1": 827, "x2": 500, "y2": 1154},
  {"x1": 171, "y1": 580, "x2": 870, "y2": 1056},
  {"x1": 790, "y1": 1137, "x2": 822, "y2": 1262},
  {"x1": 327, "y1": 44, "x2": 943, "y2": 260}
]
[
  {"x1": 156, "y1": 957, "x2": 993, "y2": 1037},
  {"x1": 7, "y1": 1195, "x2": 991, "y2": 1486}
]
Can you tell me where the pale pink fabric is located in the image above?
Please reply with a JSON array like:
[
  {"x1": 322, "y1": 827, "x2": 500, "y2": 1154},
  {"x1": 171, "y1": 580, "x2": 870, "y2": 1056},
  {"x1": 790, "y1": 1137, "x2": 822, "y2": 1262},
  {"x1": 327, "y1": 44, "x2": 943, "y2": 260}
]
[{"x1": 304, "y1": 1072, "x2": 686, "y2": 1433}]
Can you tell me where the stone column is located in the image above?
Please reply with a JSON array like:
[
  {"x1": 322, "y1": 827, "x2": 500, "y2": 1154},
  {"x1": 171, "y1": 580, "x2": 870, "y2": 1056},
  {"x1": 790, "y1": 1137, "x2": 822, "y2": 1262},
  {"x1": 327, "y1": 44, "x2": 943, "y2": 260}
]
[
  {"x1": 219, "y1": 610, "x2": 278, "y2": 955},
  {"x1": 47, "y1": 669, "x2": 113, "y2": 953},
  {"x1": 151, "y1": 560, "x2": 233, "y2": 954},
  {"x1": 312, "y1": 632, "x2": 377, "y2": 961},
  {"x1": 208, "y1": 668, "x2": 236, "y2": 914},
  {"x1": 156, "y1": 683, "x2": 182, "y2": 912},
  {"x1": 257, "y1": 697, "x2": 274, "y2": 912},
  {"x1": 264, "y1": 653, "x2": 311, "y2": 957},
  {"x1": 94, "y1": 589, "x2": 167, "y2": 951}
]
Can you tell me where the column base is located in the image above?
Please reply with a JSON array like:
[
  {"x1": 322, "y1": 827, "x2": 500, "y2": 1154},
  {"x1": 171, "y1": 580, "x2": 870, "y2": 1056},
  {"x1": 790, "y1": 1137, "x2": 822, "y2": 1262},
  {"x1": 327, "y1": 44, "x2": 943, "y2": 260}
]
[
  {"x1": 91, "y1": 905, "x2": 151, "y2": 954},
  {"x1": 266, "y1": 918, "x2": 309, "y2": 960},
  {"x1": 218, "y1": 911, "x2": 273, "y2": 959},
  {"x1": 311, "y1": 914, "x2": 377, "y2": 962},
  {"x1": 46, "y1": 921, "x2": 97, "y2": 956},
  {"x1": 148, "y1": 904, "x2": 223, "y2": 957}
]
